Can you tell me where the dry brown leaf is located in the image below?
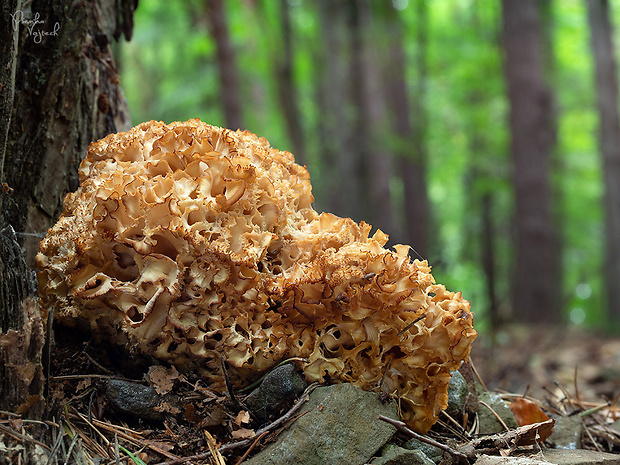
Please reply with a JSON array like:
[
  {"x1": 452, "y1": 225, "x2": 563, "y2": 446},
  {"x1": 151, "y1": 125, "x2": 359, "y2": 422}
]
[
  {"x1": 201, "y1": 405, "x2": 226, "y2": 427},
  {"x1": 469, "y1": 419, "x2": 555, "y2": 450},
  {"x1": 148, "y1": 365, "x2": 180, "y2": 395},
  {"x1": 234, "y1": 410, "x2": 251, "y2": 426},
  {"x1": 509, "y1": 398, "x2": 550, "y2": 427},
  {"x1": 231, "y1": 428, "x2": 256, "y2": 440}
]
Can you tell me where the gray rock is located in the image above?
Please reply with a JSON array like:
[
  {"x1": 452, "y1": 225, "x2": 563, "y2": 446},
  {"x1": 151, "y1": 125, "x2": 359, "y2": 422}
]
[
  {"x1": 474, "y1": 449, "x2": 620, "y2": 465},
  {"x1": 548, "y1": 415, "x2": 582, "y2": 449},
  {"x1": 447, "y1": 370, "x2": 469, "y2": 416},
  {"x1": 105, "y1": 379, "x2": 165, "y2": 421},
  {"x1": 244, "y1": 363, "x2": 308, "y2": 421},
  {"x1": 542, "y1": 448, "x2": 620, "y2": 465},
  {"x1": 477, "y1": 391, "x2": 519, "y2": 434},
  {"x1": 474, "y1": 455, "x2": 550, "y2": 464},
  {"x1": 243, "y1": 383, "x2": 398, "y2": 465},
  {"x1": 403, "y1": 438, "x2": 444, "y2": 463},
  {"x1": 371, "y1": 444, "x2": 434, "y2": 465}
]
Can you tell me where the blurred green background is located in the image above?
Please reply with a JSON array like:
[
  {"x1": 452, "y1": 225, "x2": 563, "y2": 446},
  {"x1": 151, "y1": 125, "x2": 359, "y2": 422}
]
[{"x1": 116, "y1": 0, "x2": 619, "y2": 333}]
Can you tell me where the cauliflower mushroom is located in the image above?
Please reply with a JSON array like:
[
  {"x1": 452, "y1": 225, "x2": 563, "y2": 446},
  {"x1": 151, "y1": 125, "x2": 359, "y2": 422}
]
[{"x1": 37, "y1": 119, "x2": 477, "y2": 433}]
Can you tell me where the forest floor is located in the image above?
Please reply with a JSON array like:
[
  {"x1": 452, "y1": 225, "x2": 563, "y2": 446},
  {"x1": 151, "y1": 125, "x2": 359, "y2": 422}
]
[
  {"x1": 2, "y1": 325, "x2": 620, "y2": 464},
  {"x1": 471, "y1": 325, "x2": 620, "y2": 404}
]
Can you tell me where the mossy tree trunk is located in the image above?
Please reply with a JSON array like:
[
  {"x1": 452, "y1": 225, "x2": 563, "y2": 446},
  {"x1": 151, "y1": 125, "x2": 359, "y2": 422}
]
[{"x1": 0, "y1": 0, "x2": 137, "y2": 418}]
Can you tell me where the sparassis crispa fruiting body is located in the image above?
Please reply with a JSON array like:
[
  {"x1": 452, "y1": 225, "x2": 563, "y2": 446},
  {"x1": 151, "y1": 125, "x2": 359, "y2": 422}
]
[{"x1": 37, "y1": 119, "x2": 477, "y2": 433}]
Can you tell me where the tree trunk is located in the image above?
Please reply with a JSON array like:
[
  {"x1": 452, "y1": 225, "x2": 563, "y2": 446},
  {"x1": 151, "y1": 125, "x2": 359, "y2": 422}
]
[
  {"x1": 1, "y1": 0, "x2": 136, "y2": 418},
  {"x1": 274, "y1": 0, "x2": 306, "y2": 166},
  {"x1": 586, "y1": 0, "x2": 620, "y2": 324},
  {"x1": 384, "y1": 0, "x2": 430, "y2": 256},
  {"x1": 502, "y1": 0, "x2": 561, "y2": 324},
  {"x1": 206, "y1": 0, "x2": 244, "y2": 130},
  {"x1": 348, "y1": 0, "x2": 393, "y2": 234},
  {"x1": 315, "y1": 0, "x2": 358, "y2": 218}
]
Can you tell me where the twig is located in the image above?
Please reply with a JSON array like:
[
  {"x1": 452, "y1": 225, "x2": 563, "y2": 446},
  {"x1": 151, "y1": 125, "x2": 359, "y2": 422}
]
[
  {"x1": 574, "y1": 365, "x2": 581, "y2": 403},
  {"x1": 468, "y1": 357, "x2": 488, "y2": 392},
  {"x1": 397, "y1": 314, "x2": 426, "y2": 337},
  {"x1": 235, "y1": 430, "x2": 269, "y2": 465},
  {"x1": 83, "y1": 351, "x2": 115, "y2": 375},
  {"x1": 439, "y1": 410, "x2": 469, "y2": 440},
  {"x1": 69, "y1": 413, "x2": 178, "y2": 460},
  {"x1": 221, "y1": 356, "x2": 241, "y2": 409},
  {"x1": 377, "y1": 415, "x2": 469, "y2": 461},
  {"x1": 0, "y1": 423, "x2": 52, "y2": 452},
  {"x1": 204, "y1": 430, "x2": 226, "y2": 465},
  {"x1": 582, "y1": 417, "x2": 603, "y2": 452},
  {"x1": 478, "y1": 401, "x2": 510, "y2": 432},
  {"x1": 154, "y1": 392, "x2": 311, "y2": 465}
]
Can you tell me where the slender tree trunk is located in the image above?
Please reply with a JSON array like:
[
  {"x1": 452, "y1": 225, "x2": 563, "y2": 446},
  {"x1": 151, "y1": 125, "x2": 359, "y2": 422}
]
[
  {"x1": 348, "y1": 0, "x2": 393, "y2": 233},
  {"x1": 1, "y1": 0, "x2": 136, "y2": 418},
  {"x1": 275, "y1": 0, "x2": 306, "y2": 166},
  {"x1": 205, "y1": 0, "x2": 244, "y2": 130},
  {"x1": 481, "y1": 192, "x2": 500, "y2": 332},
  {"x1": 502, "y1": 0, "x2": 561, "y2": 323},
  {"x1": 385, "y1": 0, "x2": 429, "y2": 256},
  {"x1": 586, "y1": 0, "x2": 620, "y2": 324},
  {"x1": 316, "y1": 0, "x2": 358, "y2": 218}
]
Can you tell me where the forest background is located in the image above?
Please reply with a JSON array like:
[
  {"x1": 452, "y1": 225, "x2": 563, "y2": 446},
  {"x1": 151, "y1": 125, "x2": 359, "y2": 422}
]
[{"x1": 117, "y1": 0, "x2": 620, "y2": 334}]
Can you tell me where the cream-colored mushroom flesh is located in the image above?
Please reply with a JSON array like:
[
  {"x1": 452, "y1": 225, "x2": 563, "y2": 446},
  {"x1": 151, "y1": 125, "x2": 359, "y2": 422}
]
[{"x1": 37, "y1": 119, "x2": 477, "y2": 433}]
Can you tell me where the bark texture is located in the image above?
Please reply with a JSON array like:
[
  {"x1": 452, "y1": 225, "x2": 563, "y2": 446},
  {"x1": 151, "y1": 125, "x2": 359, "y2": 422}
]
[
  {"x1": 206, "y1": 0, "x2": 244, "y2": 130},
  {"x1": 502, "y1": 0, "x2": 560, "y2": 323},
  {"x1": 385, "y1": 0, "x2": 429, "y2": 256},
  {"x1": 1, "y1": 0, "x2": 137, "y2": 417},
  {"x1": 316, "y1": 0, "x2": 357, "y2": 217},
  {"x1": 586, "y1": 0, "x2": 620, "y2": 324},
  {"x1": 275, "y1": 0, "x2": 306, "y2": 166},
  {"x1": 348, "y1": 0, "x2": 393, "y2": 234}
]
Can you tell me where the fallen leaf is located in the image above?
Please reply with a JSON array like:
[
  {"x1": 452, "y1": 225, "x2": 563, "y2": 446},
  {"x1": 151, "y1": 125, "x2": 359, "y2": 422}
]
[
  {"x1": 148, "y1": 366, "x2": 180, "y2": 395},
  {"x1": 235, "y1": 410, "x2": 251, "y2": 426},
  {"x1": 231, "y1": 428, "x2": 256, "y2": 439},
  {"x1": 77, "y1": 378, "x2": 91, "y2": 392},
  {"x1": 201, "y1": 405, "x2": 226, "y2": 427},
  {"x1": 469, "y1": 419, "x2": 555, "y2": 450},
  {"x1": 509, "y1": 398, "x2": 550, "y2": 426},
  {"x1": 184, "y1": 403, "x2": 200, "y2": 424}
]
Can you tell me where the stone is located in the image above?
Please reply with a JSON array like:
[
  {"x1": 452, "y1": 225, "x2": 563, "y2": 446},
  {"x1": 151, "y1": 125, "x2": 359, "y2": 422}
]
[
  {"x1": 447, "y1": 370, "x2": 469, "y2": 416},
  {"x1": 371, "y1": 444, "x2": 434, "y2": 465},
  {"x1": 403, "y1": 438, "x2": 444, "y2": 463},
  {"x1": 548, "y1": 415, "x2": 582, "y2": 449},
  {"x1": 542, "y1": 448, "x2": 620, "y2": 465},
  {"x1": 244, "y1": 363, "x2": 308, "y2": 422},
  {"x1": 106, "y1": 379, "x2": 167, "y2": 421},
  {"x1": 474, "y1": 455, "x2": 550, "y2": 464},
  {"x1": 474, "y1": 449, "x2": 620, "y2": 465},
  {"x1": 242, "y1": 383, "x2": 398, "y2": 465},
  {"x1": 477, "y1": 391, "x2": 519, "y2": 434}
]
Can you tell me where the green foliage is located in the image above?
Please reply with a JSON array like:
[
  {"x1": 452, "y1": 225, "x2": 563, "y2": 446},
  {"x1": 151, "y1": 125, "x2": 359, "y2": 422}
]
[{"x1": 119, "y1": 0, "x2": 616, "y2": 331}]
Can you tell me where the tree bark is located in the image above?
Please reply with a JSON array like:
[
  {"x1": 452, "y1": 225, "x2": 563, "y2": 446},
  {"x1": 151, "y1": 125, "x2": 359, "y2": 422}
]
[
  {"x1": 348, "y1": 0, "x2": 394, "y2": 234},
  {"x1": 315, "y1": 0, "x2": 358, "y2": 218},
  {"x1": 1, "y1": 0, "x2": 137, "y2": 418},
  {"x1": 586, "y1": 0, "x2": 620, "y2": 324},
  {"x1": 205, "y1": 0, "x2": 244, "y2": 130},
  {"x1": 384, "y1": 0, "x2": 430, "y2": 256},
  {"x1": 275, "y1": 0, "x2": 306, "y2": 166},
  {"x1": 502, "y1": 0, "x2": 561, "y2": 323}
]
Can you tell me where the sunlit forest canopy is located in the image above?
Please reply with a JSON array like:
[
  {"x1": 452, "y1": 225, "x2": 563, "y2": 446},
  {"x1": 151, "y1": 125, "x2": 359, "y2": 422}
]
[{"x1": 118, "y1": 0, "x2": 620, "y2": 332}]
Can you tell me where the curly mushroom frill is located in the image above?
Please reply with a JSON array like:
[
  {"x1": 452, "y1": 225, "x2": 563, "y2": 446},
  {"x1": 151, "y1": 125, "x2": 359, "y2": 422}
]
[{"x1": 36, "y1": 119, "x2": 477, "y2": 433}]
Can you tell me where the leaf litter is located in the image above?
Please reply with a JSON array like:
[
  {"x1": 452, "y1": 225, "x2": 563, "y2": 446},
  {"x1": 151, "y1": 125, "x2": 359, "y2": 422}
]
[{"x1": 0, "y1": 325, "x2": 619, "y2": 464}]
